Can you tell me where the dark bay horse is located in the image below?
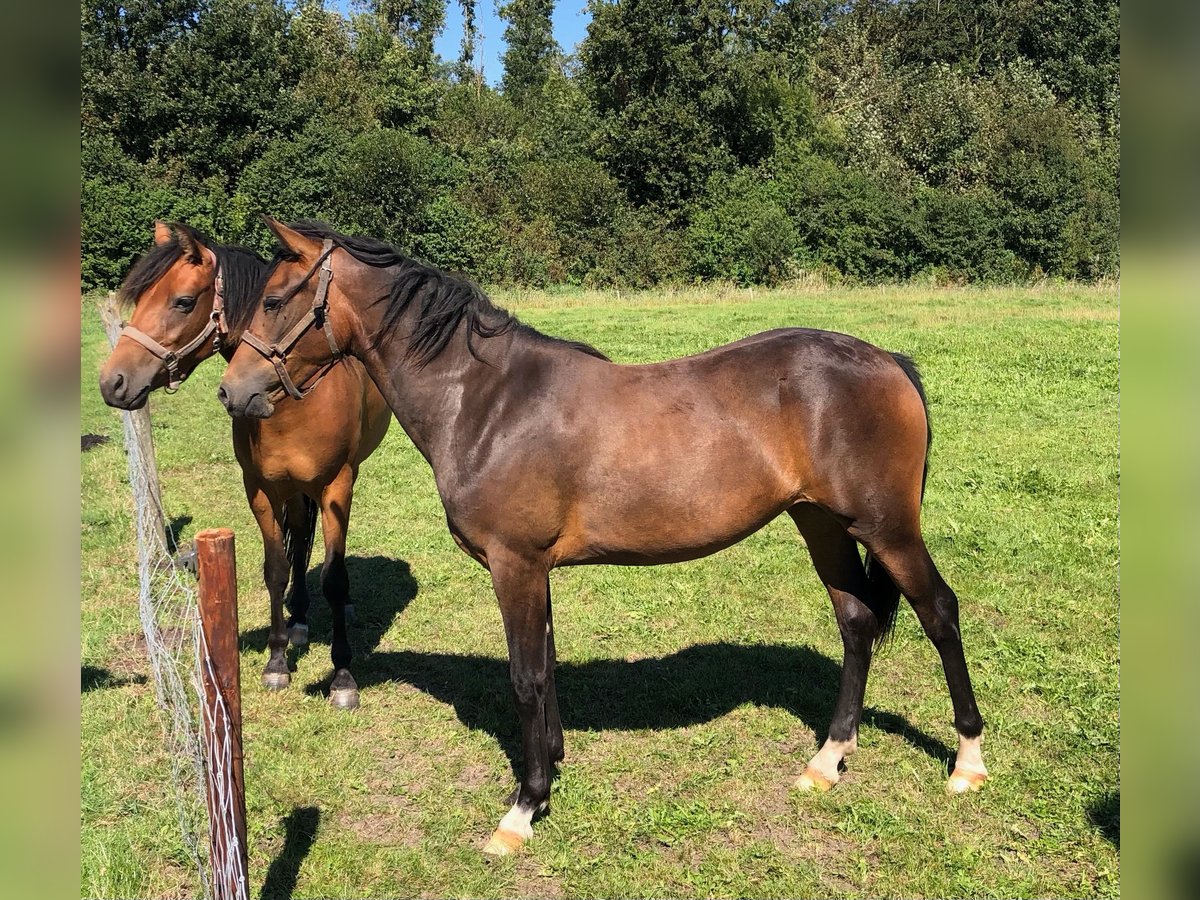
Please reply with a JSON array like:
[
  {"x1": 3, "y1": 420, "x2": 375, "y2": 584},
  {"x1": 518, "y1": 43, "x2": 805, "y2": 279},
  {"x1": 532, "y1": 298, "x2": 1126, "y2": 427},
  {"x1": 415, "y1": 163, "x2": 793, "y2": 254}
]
[
  {"x1": 218, "y1": 218, "x2": 988, "y2": 855},
  {"x1": 99, "y1": 222, "x2": 391, "y2": 709}
]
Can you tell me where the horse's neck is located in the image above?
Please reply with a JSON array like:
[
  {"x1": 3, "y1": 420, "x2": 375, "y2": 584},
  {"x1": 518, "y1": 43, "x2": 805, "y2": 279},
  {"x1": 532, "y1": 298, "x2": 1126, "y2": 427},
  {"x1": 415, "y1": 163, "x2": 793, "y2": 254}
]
[{"x1": 359, "y1": 316, "x2": 517, "y2": 470}]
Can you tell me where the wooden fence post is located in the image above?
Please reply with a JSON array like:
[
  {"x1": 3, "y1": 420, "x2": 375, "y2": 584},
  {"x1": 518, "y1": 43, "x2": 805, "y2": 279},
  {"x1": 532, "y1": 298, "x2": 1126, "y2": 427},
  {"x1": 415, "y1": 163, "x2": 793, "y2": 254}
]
[
  {"x1": 195, "y1": 528, "x2": 249, "y2": 900},
  {"x1": 99, "y1": 292, "x2": 168, "y2": 550}
]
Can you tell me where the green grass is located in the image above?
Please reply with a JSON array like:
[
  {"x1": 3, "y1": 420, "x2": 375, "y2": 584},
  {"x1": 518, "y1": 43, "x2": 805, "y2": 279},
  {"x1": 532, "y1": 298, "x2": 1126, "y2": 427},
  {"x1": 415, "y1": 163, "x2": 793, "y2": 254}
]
[{"x1": 81, "y1": 283, "x2": 1119, "y2": 898}]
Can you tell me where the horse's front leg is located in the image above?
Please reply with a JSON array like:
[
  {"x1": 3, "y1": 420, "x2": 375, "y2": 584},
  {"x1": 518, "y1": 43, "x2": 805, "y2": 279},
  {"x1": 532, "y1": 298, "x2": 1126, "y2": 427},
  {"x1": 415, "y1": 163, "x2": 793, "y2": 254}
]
[
  {"x1": 483, "y1": 552, "x2": 553, "y2": 857},
  {"x1": 245, "y1": 479, "x2": 290, "y2": 690},
  {"x1": 282, "y1": 493, "x2": 316, "y2": 646},
  {"x1": 320, "y1": 467, "x2": 359, "y2": 710}
]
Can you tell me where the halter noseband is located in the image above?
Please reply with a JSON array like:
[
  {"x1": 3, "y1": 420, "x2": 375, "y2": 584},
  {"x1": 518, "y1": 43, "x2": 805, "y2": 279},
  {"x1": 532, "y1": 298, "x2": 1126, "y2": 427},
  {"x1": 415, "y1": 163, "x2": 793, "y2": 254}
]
[
  {"x1": 240, "y1": 240, "x2": 341, "y2": 401},
  {"x1": 120, "y1": 266, "x2": 229, "y2": 392}
]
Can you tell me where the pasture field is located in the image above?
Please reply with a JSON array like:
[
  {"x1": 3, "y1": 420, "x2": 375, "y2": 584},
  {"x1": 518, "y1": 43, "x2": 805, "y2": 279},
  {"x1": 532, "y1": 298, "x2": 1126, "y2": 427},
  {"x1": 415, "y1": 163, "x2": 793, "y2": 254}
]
[{"x1": 81, "y1": 283, "x2": 1119, "y2": 899}]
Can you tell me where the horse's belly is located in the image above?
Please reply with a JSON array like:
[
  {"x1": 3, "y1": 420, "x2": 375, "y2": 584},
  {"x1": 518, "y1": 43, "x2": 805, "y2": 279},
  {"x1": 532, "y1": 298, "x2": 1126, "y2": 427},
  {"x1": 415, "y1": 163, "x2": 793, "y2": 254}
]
[{"x1": 560, "y1": 467, "x2": 798, "y2": 566}]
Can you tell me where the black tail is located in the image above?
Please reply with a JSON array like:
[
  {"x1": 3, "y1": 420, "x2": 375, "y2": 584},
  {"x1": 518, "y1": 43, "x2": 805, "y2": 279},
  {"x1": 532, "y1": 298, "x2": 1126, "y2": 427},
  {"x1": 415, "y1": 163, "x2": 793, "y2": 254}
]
[
  {"x1": 281, "y1": 495, "x2": 319, "y2": 594},
  {"x1": 865, "y1": 351, "x2": 933, "y2": 648},
  {"x1": 889, "y1": 351, "x2": 931, "y2": 501}
]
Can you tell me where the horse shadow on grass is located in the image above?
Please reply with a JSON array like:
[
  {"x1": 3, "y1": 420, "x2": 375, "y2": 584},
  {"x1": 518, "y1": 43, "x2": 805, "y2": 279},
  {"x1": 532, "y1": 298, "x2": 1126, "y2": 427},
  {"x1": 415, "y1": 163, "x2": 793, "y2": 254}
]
[
  {"x1": 166, "y1": 514, "x2": 192, "y2": 555},
  {"x1": 239, "y1": 556, "x2": 418, "y2": 672},
  {"x1": 311, "y1": 640, "x2": 953, "y2": 783},
  {"x1": 1087, "y1": 790, "x2": 1119, "y2": 847},
  {"x1": 81, "y1": 664, "x2": 145, "y2": 692},
  {"x1": 260, "y1": 806, "x2": 319, "y2": 900}
]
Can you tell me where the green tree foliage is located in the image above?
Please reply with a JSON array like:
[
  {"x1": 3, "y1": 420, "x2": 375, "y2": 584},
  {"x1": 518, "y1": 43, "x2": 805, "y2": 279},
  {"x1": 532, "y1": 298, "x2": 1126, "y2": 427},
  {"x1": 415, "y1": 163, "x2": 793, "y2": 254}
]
[
  {"x1": 872, "y1": 0, "x2": 1120, "y2": 122},
  {"x1": 456, "y1": 0, "x2": 479, "y2": 79},
  {"x1": 581, "y1": 0, "x2": 818, "y2": 212},
  {"x1": 82, "y1": 1, "x2": 299, "y2": 178},
  {"x1": 373, "y1": 0, "x2": 447, "y2": 65},
  {"x1": 686, "y1": 172, "x2": 799, "y2": 285},
  {"x1": 499, "y1": 0, "x2": 558, "y2": 106},
  {"x1": 80, "y1": 0, "x2": 1120, "y2": 291}
]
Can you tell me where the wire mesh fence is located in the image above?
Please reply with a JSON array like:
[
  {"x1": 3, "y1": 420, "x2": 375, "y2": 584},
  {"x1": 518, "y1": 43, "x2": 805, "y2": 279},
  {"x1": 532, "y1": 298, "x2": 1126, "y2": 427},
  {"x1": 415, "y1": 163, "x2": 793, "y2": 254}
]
[{"x1": 103, "y1": 297, "x2": 248, "y2": 900}]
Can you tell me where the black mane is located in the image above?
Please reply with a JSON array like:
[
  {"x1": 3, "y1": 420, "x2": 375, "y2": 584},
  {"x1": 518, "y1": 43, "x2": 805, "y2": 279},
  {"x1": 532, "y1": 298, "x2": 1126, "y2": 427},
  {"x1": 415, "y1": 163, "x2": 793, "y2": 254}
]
[
  {"x1": 118, "y1": 228, "x2": 268, "y2": 338},
  {"x1": 273, "y1": 220, "x2": 610, "y2": 367}
]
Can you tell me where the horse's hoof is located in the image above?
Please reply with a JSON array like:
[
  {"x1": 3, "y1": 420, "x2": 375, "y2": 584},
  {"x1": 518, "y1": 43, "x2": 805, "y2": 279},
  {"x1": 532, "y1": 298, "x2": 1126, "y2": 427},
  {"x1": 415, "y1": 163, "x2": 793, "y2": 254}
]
[
  {"x1": 262, "y1": 670, "x2": 290, "y2": 691},
  {"x1": 287, "y1": 623, "x2": 309, "y2": 646},
  {"x1": 794, "y1": 766, "x2": 835, "y2": 792},
  {"x1": 946, "y1": 768, "x2": 987, "y2": 793},
  {"x1": 481, "y1": 828, "x2": 526, "y2": 857},
  {"x1": 329, "y1": 687, "x2": 360, "y2": 711}
]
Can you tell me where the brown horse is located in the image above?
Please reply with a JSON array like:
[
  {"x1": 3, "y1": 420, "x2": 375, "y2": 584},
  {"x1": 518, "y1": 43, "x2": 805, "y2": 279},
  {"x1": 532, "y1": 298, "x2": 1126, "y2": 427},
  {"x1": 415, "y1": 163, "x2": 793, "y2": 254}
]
[
  {"x1": 99, "y1": 222, "x2": 391, "y2": 709},
  {"x1": 219, "y1": 218, "x2": 988, "y2": 855}
]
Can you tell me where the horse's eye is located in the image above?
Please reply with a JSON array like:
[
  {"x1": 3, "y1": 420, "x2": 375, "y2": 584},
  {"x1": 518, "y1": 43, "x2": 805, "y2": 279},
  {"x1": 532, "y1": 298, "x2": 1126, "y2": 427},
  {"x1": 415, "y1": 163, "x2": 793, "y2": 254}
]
[
  {"x1": 173, "y1": 295, "x2": 196, "y2": 312},
  {"x1": 263, "y1": 296, "x2": 283, "y2": 312}
]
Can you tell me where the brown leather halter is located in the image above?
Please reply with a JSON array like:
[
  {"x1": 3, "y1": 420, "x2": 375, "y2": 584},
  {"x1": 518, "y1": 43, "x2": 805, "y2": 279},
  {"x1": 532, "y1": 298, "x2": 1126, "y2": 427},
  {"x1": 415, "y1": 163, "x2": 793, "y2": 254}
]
[
  {"x1": 240, "y1": 239, "x2": 342, "y2": 401},
  {"x1": 120, "y1": 267, "x2": 229, "y2": 392}
]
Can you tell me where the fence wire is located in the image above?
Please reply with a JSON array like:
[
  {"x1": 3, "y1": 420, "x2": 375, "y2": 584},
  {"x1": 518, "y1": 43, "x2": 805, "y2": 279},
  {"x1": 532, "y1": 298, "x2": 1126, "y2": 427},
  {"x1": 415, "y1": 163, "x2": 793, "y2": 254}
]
[{"x1": 121, "y1": 404, "x2": 246, "y2": 900}]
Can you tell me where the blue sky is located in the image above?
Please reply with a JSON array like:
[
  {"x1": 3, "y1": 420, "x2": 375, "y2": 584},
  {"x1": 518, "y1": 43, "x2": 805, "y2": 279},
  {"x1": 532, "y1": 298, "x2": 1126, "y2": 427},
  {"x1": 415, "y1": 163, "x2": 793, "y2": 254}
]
[{"x1": 328, "y1": 2, "x2": 594, "y2": 86}]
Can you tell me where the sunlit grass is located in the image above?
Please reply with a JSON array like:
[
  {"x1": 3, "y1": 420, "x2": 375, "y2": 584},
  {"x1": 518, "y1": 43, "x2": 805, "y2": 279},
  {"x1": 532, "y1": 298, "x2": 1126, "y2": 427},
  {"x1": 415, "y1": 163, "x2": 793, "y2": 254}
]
[{"x1": 81, "y1": 283, "x2": 1118, "y2": 898}]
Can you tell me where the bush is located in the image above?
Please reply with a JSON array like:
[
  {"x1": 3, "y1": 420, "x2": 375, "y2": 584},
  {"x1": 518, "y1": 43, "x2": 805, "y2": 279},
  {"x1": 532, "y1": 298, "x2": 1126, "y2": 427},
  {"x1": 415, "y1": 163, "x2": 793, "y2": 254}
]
[
  {"x1": 686, "y1": 173, "x2": 799, "y2": 285},
  {"x1": 913, "y1": 187, "x2": 1023, "y2": 282},
  {"x1": 82, "y1": 134, "x2": 239, "y2": 290},
  {"x1": 331, "y1": 129, "x2": 461, "y2": 252},
  {"x1": 774, "y1": 149, "x2": 922, "y2": 281},
  {"x1": 414, "y1": 194, "x2": 502, "y2": 279},
  {"x1": 230, "y1": 120, "x2": 351, "y2": 249}
]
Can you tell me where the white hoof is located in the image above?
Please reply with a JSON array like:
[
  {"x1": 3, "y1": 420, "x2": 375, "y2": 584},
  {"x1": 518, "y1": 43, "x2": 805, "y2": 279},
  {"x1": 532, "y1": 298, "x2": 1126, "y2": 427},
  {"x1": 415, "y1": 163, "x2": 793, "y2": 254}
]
[
  {"x1": 946, "y1": 767, "x2": 987, "y2": 793},
  {"x1": 482, "y1": 800, "x2": 540, "y2": 856},
  {"x1": 482, "y1": 828, "x2": 526, "y2": 857},
  {"x1": 794, "y1": 766, "x2": 837, "y2": 792}
]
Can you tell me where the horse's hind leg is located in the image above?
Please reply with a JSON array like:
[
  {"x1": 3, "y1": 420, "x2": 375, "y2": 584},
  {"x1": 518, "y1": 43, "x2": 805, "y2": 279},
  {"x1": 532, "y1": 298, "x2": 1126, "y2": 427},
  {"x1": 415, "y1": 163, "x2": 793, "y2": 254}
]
[
  {"x1": 283, "y1": 493, "x2": 316, "y2": 646},
  {"x1": 861, "y1": 528, "x2": 987, "y2": 792},
  {"x1": 545, "y1": 579, "x2": 564, "y2": 764},
  {"x1": 790, "y1": 503, "x2": 886, "y2": 791},
  {"x1": 246, "y1": 480, "x2": 291, "y2": 690},
  {"x1": 320, "y1": 468, "x2": 359, "y2": 710}
]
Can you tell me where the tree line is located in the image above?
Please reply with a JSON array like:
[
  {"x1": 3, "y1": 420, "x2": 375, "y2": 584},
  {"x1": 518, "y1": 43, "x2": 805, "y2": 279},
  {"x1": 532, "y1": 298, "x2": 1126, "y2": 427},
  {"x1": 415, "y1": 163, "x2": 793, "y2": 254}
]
[{"x1": 81, "y1": 0, "x2": 1120, "y2": 292}]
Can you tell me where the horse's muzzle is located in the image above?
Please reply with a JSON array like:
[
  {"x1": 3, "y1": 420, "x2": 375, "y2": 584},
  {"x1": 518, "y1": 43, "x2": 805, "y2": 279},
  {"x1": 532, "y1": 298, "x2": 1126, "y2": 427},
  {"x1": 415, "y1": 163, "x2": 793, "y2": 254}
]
[
  {"x1": 217, "y1": 383, "x2": 275, "y2": 419},
  {"x1": 98, "y1": 368, "x2": 150, "y2": 410}
]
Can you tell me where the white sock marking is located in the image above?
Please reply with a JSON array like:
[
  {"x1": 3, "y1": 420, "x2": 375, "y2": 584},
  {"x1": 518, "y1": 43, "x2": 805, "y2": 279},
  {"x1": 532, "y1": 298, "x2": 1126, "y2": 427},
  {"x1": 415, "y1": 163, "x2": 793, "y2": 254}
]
[
  {"x1": 806, "y1": 734, "x2": 857, "y2": 781},
  {"x1": 955, "y1": 733, "x2": 987, "y2": 775},
  {"x1": 497, "y1": 803, "x2": 535, "y2": 839}
]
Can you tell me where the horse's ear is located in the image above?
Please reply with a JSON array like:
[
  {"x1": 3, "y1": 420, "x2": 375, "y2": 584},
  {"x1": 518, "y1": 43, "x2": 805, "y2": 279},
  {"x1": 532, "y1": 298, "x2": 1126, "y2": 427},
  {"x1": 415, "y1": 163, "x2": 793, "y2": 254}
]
[
  {"x1": 168, "y1": 221, "x2": 204, "y2": 264},
  {"x1": 168, "y1": 222, "x2": 216, "y2": 269},
  {"x1": 153, "y1": 221, "x2": 173, "y2": 246},
  {"x1": 262, "y1": 215, "x2": 323, "y2": 261}
]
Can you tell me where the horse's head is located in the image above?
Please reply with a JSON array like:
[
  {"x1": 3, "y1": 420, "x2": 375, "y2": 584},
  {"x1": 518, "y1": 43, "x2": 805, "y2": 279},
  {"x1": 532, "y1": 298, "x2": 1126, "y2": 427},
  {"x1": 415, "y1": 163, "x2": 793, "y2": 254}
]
[
  {"x1": 219, "y1": 217, "x2": 350, "y2": 419},
  {"x1": 99, "y1": 222, "x2": 224, "y2": 409}
]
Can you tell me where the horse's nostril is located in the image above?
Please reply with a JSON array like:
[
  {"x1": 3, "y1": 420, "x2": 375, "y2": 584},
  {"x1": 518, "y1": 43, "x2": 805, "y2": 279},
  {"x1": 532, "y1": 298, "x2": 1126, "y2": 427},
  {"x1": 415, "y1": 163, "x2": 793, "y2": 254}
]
[
  {"x1": 111, "y1": 372, "x2": 125, "y2": 397},
  {"x1": 217, "y1": 385, "x2": 232, "y2": 410}
]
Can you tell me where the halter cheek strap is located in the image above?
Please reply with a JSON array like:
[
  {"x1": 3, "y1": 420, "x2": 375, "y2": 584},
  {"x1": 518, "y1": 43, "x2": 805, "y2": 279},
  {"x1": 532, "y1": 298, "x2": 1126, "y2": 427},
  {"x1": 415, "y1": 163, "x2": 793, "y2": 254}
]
[
  {"x1": 240, "y1": 240, "x2": 341, "y2": 401},
  {"x1": 120, "y1": 268, "x2": 230, "y2": 392}
]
